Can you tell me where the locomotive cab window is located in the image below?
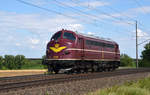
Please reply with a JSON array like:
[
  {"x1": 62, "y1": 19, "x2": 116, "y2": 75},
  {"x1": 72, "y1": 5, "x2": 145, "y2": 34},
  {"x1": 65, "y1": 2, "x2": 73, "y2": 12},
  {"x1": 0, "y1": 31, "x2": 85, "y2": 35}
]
[
  {"x1": 63, "y1": 32, "x2": 76, "y2": 41},
  {"x1": 51, "y1": 32, "x2": 62, "y2": 41}
]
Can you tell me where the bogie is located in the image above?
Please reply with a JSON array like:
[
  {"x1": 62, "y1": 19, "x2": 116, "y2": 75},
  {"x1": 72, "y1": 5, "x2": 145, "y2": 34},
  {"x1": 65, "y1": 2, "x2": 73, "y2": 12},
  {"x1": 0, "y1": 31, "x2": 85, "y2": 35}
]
[{"x1": 45, "y1": 60, "x2": 119, "y2": 74}]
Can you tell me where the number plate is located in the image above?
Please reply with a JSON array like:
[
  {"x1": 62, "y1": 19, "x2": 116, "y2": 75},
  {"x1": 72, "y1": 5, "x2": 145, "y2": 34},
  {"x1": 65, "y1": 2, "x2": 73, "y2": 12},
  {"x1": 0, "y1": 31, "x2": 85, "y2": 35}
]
[{"x1": 53, "y1": 56, "x2": 58, "y2": 59}]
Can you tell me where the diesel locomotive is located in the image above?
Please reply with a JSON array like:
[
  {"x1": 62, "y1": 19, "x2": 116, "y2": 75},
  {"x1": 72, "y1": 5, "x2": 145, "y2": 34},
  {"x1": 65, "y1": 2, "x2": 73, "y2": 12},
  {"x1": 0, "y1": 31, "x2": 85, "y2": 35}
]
[{"x1": 43, "y1": 29, "x2": 120, "y2": 73}]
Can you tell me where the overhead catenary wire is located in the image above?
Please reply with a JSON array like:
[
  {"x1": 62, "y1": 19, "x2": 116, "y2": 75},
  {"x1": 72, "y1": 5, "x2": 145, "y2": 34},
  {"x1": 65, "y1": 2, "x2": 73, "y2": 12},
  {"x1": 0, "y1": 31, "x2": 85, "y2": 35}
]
[
  {"x1": 15, "y1": 0, "x2": 104, "y2": 28},
  {"x1": 132, "y1": 0, "x2": 150, "y2": 31},
  {"x1": 16, "y1": 0, "x2": 134, "y2": 37},
  {"x1": 138, "y1": 22, "x2": 150, "y2": 34},
  {"x1": 95, "y1": 0, "x2": 150, "y2": 38},
  {"x1": 92, "y1": 0, "x2": 150, "y2": 38},
  {"x1": 15, "y1": 0, "x2": 116, "y2": 29},
  {"x1": 69, "y1": 0, "x2": 134, "y2": 35},
  {"x1": 71, "y1": 0, "x2": 133, "y2": 24},
  {"x1": 17, "y1": 0, "x2": 126, "y2": 37},
  {"x1": 50, "y1": 0, "x2": 108, "y2": 25},
  {"x1": 130, "y1": 0, "x2": 150, "y2": 39},
  {"x1": 52, "y1": 0, "x2": 110, "y2": 25},
  {"x1": 70, "y1": 0, "x2": 123, "y2": 21},
  {"x1": 76, "y1": 0, "x2": 135, "y2": 24},
  {"x1": 138, "y1": 39, "x2": 150, "y2": 45},
  {"x1": 134, "y1": 0, "x2": 148, "y2": 14},
  {"x1": 16, "y1": 0, "x2": 75, "y2": 19},
  {"x1": 67, "y1": 0, "x2": 134, "y2": 25},
  {"x1": 136, "y1": 22, "x2": 150, "y2": 39},
  {"x1": 95, "y1": 0, "x2": 137, "y2": 22},
  {"x1": 54, "y1": 0, "x2": 134, "y2": 36},
  {"x1": 51, "y1": 0, "x2": 134, "y2": 36}
]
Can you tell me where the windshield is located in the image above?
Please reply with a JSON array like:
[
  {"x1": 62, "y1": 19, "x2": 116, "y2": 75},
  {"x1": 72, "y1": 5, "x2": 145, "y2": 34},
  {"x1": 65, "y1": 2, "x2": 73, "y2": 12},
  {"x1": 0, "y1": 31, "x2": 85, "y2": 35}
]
[
  {"x1": 51, "y1": 32, "x2": 62, "y2": 41},
  {"x1": 63, "y1": 32, "x2": 76, "y2": 41}
]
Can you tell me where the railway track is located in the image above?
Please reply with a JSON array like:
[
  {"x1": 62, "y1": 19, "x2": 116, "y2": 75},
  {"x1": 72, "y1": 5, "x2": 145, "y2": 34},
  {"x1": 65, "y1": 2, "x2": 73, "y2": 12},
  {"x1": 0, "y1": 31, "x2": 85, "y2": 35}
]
[
  {"x1": 0, "y1": 68, "x2": 150, "y2": 93},
  {"x1": 0, "y1": 74, "x2": 66, "y2": 85}
]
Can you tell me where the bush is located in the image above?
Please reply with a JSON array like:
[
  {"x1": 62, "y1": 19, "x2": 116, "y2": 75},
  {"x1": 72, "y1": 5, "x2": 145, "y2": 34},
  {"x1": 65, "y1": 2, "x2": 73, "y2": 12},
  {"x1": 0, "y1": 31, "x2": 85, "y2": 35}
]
[
  {"x1": 4, "y1": 55, "x2": 16, "y2": 69},
  {"x1": 0, "y1": 56, "x2": 3, "y2": 69},
  {"x1": 120, "y1": 54, "x2": 136, "y2": 67},
  {"x1": 140, "y1": 42, "x2": 150, "y2": 67},
  {"x1": 15, "y1": 55, "x2": 26, "y2": 69}
]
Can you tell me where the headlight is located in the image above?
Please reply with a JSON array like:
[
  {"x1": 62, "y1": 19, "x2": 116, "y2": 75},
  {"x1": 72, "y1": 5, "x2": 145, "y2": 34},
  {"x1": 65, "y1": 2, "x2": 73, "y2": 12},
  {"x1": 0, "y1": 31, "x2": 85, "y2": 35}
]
[{"x1": 64, "y1": 50, "x2": 70, "y2": 55}]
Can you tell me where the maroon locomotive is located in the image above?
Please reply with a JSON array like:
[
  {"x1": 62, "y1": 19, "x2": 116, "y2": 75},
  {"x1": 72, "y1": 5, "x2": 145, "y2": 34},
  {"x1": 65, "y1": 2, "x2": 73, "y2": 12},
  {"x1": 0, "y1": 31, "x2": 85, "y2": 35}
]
[{"x1": 43, "y1": 29, "x2": 120, "y2": 73}]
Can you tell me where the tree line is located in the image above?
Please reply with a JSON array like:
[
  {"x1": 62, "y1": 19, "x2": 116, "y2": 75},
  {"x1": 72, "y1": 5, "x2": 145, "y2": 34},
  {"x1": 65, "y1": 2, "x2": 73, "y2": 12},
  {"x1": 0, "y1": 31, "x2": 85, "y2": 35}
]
[
  {"x1": 0, "y1": 55, "x2": 46, "y2": 70},
  {"x1": 0, "y1": 55, "x2": 26, "y2": 69}
]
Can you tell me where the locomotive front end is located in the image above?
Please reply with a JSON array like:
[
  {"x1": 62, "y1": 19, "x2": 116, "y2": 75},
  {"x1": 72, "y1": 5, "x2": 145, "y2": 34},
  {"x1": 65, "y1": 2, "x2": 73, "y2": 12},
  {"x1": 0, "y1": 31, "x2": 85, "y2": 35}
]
[{"x1": 43, "y1": 29, "x2": 77, "y2": 73}]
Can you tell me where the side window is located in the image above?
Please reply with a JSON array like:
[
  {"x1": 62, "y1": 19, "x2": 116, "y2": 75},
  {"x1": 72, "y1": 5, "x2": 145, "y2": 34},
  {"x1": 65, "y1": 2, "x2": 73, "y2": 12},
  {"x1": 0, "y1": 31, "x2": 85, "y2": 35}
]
[
  {"x1": 86, "y1": 40, "x2": 103, "y2": 47},
  {"x1": 85, "y1": 40, "x2": 114, "y2": 48},
  {"x1": 63, "y1": 32, "x2": 76, "y2": 41},
  {"x1": 86, "y1": 40, "x2": 93, "y2": 45},
  {"x1": 78, "y1": 38, "x2": 82, "y2": 43},
  {"x1": 105, "y1": 43, "x2": 114, "y2": 48},
  {"x1": 86, "y1": 40, "x2": 89, "y2": 45}
]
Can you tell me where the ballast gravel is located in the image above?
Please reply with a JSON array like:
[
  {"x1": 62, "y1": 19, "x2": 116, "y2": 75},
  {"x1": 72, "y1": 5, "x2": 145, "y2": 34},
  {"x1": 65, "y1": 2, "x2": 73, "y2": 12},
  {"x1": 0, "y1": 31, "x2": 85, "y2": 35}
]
[{"x1": 1, "y1": 72, "x2": 150, "y2": 95}]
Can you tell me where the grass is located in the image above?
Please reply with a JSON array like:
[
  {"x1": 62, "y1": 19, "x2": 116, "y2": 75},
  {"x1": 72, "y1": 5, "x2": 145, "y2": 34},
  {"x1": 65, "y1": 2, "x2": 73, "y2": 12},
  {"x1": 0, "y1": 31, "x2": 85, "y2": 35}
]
[{"x1": 86, "y1": 77, "x2": 150, "y2": 95}]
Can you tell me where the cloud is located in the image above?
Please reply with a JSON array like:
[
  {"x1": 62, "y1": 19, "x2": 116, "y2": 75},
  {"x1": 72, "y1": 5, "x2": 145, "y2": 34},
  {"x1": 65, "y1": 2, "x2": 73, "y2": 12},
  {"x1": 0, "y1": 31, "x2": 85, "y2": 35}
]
[
  {"x1": 0, "y1": 11, "x2": 84, "y2": 36},
  {"x1": 87, "y1": 32, "x2": 94, "y2": 35},
  {"x1": 15, "y1": 43, "x2": 21, "y2": 46},
  {"x1": 61, "y1": 1, "x2": 109, "y2": 8},
  {"x1": 137, "y1": 29, "x2": 148, "y2": 38},
  {"x1": 65, "y1": 24, "x2": 83, "y2": 31},
  {"x1": 131, "y1": 6, "x2": 150, "y2": 14},
  {"x1": 0, "y1": 11, "x2": 84, "y2": 57},
  {"x1": 93, "y1": 5, "x2": 150, "y2": 26},
  {"x1": 0, "y1": 11, "x2": 83, "y2": 34},
  {"x1": 30, "y1": 38, "x2": 39, "y2": 45},
  {"x1": 132, "y1": 29, "x2": 150, "y2": 40},
  {"x1": 110, "y1": 6, "x2": 150, "y2": 20},
  {"x1": 79, "y1": 1, "x2": 109, "y2": 8},
  {"x1": 29, "y1": 0, "x2": 47, "y2": 6}
]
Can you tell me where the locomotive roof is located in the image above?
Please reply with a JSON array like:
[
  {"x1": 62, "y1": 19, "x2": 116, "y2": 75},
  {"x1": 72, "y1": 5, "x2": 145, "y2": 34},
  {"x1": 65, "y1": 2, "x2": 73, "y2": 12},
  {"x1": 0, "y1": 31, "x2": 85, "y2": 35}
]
[
  {"x1": 60, "y1": 29, "x2": 117, "y2": 44},
  {"x1": 75, "y1": 31, "x2": 116, "y2": 44}
]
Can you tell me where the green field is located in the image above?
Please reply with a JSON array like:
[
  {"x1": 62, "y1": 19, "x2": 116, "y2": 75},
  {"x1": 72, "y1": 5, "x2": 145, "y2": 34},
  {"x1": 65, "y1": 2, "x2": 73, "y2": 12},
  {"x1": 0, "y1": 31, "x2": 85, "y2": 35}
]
[
  {"x1": 21, "y1": 59, "x2": 46, "y2": 69},
  {"x1": 86, "y1": 77, "x2": 150, "y2": 95}
]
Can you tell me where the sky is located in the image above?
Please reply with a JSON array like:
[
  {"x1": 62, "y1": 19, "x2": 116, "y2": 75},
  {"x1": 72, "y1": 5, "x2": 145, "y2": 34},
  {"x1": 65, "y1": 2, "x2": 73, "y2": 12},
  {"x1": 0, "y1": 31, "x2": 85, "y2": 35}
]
[{"x1": 0, "y1": 0, "x2": 150, "y2": 58}]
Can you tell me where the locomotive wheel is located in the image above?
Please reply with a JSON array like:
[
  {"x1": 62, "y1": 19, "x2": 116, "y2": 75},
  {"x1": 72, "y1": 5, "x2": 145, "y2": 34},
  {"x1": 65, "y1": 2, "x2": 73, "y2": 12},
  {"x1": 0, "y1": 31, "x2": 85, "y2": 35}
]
[
  {"x1": 54, "y1": 69, "x2": 59, "y2": 74},
  {"x1": 76, "y1": 68, "x2": 81, "y2": 74},
  {"x1": 91, "y1": 65, "x2": 98, "y2": 72},
  {"x1": 109, "y1": 65, "x2": 115, "y2": 71},
  {"x1": 112, "y1": 67, "x2": 116, "y2": 71},
  {"x1": 97, "y1": 67, "x2": 103, "y2": 72},
  {"x1": 106, "y1": 67, "x2": 112, "y2": 72},
  {"x1": 103, "y1": 67, "x2": 108, "y2": 72},
  {"x1": 107, "y1": 68, "x2": 111, "y2": 72},
  {"x1": 84, "y1": 67, "x2": 88, "y2": 73},
  {"x1": 47, "y1": 65, "x2": 53, "y2": 74}
]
